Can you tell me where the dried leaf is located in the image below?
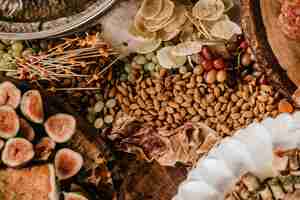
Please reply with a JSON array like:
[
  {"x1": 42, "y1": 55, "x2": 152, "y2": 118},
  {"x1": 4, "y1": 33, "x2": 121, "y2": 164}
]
[{"x1": 108, "y1": 115, "x2": 220, "y2": 166}]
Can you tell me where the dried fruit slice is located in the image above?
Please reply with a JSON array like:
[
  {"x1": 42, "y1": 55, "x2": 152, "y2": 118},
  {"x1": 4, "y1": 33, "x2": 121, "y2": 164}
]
[
  {"x1": 129, "y1": 23, "x2": 156, "y2": 40},
  {"x1": 54, "y1": 148, "x2": 83, "y2": 180},
  {"x1": 44, "y1": 114, "x2": 76, "y2": 143},
  {"x1": 35, "y1": 137, "x2": 56, "y2": 161},
  {"x1": 20, "y1": 90, "x2": 44, "y2": 124},
  {"x1": 210, "y1": 18, "x2": 241, "y2": 40},
  {"x1": 20, "y1": 118, "x2": 35, "y2": 141},
  {"x1": 158, "y1": 28, "x2": 182, "y2": 41},
  {"x1": 163, "y1": 6, "x2": 187, "y2": 33},
  {"x1": 139, "y1": 0, "x2": 163, "y2": 20},
  {"x1": 64, "y1": 192, "x2": 88, "y2": 200},
  {"x1": 136, "y1": 39, "x2": 162, "y2": 54},
  {"x1": 157, "y1": 46, "x2": 187, "y2": 69},
  {"x1": 192, "y1": 0, "x2": 225, "y2": 21},
  {"x1": 150, "y1": 0, "x2": 175, "y2": 21},
  {"x1": 144, "y1": 0, "x2": 175, "y2": 32},
  {"x1": 2, "y1": 138, "x2": 34, "y2": 167},
  {"x1": 0, "y1": 106, "x2": 19, "y2": 139},
  {"x1": 172, "y1": 41, "x2": 203, "y2": 56},
  {"x1": 0, "y1": 81, "x2": 21, "y2": 109}
]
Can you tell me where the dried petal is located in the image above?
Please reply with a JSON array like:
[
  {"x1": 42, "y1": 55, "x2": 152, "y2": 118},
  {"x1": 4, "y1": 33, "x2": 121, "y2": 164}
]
[
  {"x1": 192, "y1": 0, "x2": 225, "y2": 21},
  {"x1": 210, "y1": 18, "x2": 242, "y2": 40}
]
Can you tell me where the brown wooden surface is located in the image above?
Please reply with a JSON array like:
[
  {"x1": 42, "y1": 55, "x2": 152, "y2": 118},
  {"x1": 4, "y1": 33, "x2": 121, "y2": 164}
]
[
  {"x1": 241, "y1": 0, "x2": 296, "y2": 96},
  {"x1": 260, "y1": 0, "x2": 300, "y2": 87}
]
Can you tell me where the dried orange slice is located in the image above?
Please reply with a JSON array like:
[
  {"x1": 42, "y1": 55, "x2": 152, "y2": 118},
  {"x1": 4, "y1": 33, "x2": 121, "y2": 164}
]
[{"x1": 140, "y1": 0, "x2": 163, "y2": 19}]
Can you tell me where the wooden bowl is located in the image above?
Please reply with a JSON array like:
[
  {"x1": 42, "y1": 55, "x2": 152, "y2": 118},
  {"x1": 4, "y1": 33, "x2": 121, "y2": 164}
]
[{"x1": 241, "y1": 0, "x2": 298, "y2": 97}]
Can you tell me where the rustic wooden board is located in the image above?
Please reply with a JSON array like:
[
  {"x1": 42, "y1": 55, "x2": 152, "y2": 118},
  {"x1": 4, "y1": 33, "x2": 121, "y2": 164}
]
[
  {"x1": 260, "y1": 0, "x2": 300, "y2": 86},
  {"x1": 241, "y1": 0, "x2": 297, "y2": 96}
]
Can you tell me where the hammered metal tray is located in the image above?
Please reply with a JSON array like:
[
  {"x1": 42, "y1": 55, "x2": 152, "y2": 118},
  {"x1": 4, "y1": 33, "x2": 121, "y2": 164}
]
[{"x1": 0, "y1": 0, "x2": 116, "y2": 40}]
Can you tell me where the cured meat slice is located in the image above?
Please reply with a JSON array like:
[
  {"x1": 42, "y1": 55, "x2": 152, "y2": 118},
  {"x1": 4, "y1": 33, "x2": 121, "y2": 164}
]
[{"x1": 278, "y1": 0, "x2": 300, "y2": 40}]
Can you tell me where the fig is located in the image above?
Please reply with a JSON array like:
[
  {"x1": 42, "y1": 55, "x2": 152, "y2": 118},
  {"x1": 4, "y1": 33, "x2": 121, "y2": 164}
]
[
  {"x1": 20, "y1": 90, "x2": 44, "y2": 124},
  {"x1": 54, "y1": 148, "x2": 83, "y2": 180},
  {"x1": 0, "y1": 105, "x2": 20, "y2": 139},
  {"x1": 35, "y1": 137, "x2": 56, "y2": 161},
  {"x1": 2, "y1": 138, "x2": 34, "y2": 167},
  {"x1": 44, "y1": 114, "x2": 76, "y2": 143},
  {"x1": 0, "y1": 81, "x2": 21, "y2": 109},
  {"x1": 0, "y1": 139, "x2": 4, "y2": 150},
  {"x1": 20, "y1": 118, "x2": 35, "y2": 141},
  {"x1": 63, "y1": 192, "x2": 88, "y2": 200}
]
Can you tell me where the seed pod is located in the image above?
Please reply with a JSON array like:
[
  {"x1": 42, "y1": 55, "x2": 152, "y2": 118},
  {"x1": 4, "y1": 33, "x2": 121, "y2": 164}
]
[
  {"x1": 35, "y1": 137, "x2": 56, "y2": 161},
  {"x1": 63, "y1": 192, "x2": 88, "y2": 200},
  {"x1": 54, "y1": 148, "x2": 83, "y2": 180},
  {"x1": 19, "y1": 118, "x2": 35, "y2": 141},
  {"x1": 44, "y1": 114, "x2": 76, "y2": 143},
  {"x1": 20, "y1": 90, "x2": 44, "y2": 124},
  {"x1": 0, "y1": 106, "x2": 20, "y2": 139},
  {"x1": 1, "y1": 138, "x2": 34, "y2": 167},
  {"x1": 0, "y1": 81, "x2": 21, "y2": 109}
]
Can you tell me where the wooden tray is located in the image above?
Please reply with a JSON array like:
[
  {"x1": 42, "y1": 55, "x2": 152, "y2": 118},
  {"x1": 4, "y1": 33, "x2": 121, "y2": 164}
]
[{"x1": 241, "y1": 0, "x2": 297, "y2": 96}]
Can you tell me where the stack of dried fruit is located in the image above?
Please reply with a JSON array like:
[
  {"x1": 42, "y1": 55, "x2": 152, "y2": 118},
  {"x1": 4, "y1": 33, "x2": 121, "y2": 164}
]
[{"x1": 0, "y1": 80, "x2": 90, "y2": 200}]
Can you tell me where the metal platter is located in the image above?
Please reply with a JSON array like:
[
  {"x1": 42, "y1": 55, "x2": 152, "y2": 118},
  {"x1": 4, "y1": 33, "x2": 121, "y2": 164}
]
[{"x1": 0, "y1": 0, "x2": 116, "y2": 40}]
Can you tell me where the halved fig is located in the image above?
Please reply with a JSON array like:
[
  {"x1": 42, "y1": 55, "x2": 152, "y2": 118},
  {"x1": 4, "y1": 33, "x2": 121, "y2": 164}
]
[
  {"x1": 35, "y1": 137, "x2": 56, "y2": 161},
  {"x1": 0, "y1": 105, "x2": 20, "y2": 139},
  {"x1": 0, "y1": 81, "x2": 21, "y2": 109},
  {"x1": 20, "y1": 90, "x2": 44, "y2": 124},
  {"x1": 44, "y1": 114, "x2": 76, "y2": 143},
  {"x1": 54, "y1": 148, "x2": 83, "y2": 180},
  {"x1": 20, "y1": 118, "x2": 35, "y2": 141},
  {"x1": 2, "y1": 138, "x2": 34, "y2": 167},
  {"x1": 63, "y1": 192, "x2": 88, "y2": 200},
  {"x1": 0, "y1": 139, "x2": 5, "y2": 151}
]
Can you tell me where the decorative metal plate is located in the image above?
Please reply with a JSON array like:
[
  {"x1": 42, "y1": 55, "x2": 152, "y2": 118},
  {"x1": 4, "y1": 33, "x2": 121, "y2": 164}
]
[{"x1": 0, "y1": 0, "x2": 116, "y2": 40}]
